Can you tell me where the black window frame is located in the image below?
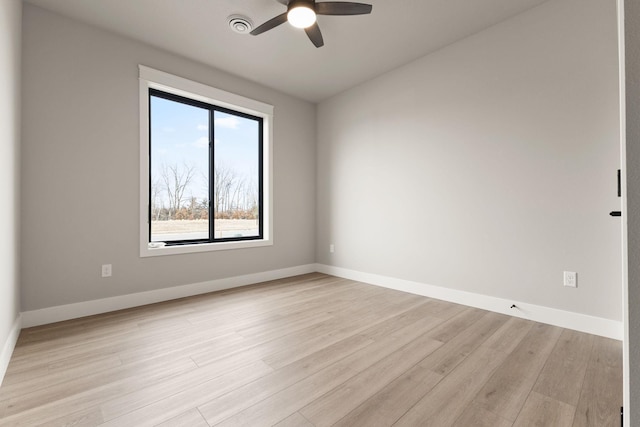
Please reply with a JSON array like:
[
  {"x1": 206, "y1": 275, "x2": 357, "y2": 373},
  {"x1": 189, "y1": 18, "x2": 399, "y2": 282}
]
[{"x1": 148, "y1": 88, "x2": 264, "y2": 246}]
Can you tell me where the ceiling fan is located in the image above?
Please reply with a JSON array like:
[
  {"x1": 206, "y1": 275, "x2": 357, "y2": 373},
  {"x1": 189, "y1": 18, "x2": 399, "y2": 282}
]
[{"x1": 250, "y1": 0, "x2": 373, "y2": 48}]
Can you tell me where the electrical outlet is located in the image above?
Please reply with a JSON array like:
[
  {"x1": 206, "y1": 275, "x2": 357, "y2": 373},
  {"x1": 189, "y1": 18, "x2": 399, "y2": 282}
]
[
  {"x1": 329, "y1": 244, "x2": 335, "y2": 253},
  {"x1": 102, "y1": 264, "x2": 112, "y2": 278},
  {"x1": 563, "y1": 271, "x2": 577, "y2": 288}
]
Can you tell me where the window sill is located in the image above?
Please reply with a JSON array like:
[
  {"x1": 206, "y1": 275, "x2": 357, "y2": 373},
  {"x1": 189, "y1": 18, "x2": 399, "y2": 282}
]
[{"x1": 140, "y1": 238, "x2": 272, "y2": 257}]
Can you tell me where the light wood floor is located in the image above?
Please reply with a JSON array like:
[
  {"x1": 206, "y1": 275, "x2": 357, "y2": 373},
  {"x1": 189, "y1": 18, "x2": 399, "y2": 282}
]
[{"x1": 0, "y1": 273, "x2": 622, "y2": 426}]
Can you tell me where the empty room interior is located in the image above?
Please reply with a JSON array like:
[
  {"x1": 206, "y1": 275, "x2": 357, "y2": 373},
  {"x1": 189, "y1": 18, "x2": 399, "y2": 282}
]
[{"x1": 1, "y1": 0, "x2": 639, "y2": 425}]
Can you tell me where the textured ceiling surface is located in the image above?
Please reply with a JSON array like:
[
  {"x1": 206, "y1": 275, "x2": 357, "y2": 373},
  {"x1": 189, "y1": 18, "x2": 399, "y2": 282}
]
[{"x1": 26, "y1": 0, "x2": 549, "y2": 102}]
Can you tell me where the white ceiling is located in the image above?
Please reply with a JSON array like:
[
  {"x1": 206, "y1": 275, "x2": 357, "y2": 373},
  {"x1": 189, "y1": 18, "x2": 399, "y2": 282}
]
[{"x1": 25, "y1": 0, "x2": 550, "y2": 102}]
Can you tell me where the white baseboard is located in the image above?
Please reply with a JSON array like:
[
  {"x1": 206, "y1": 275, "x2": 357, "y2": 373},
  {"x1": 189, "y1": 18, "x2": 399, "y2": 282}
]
[
  {"x1": 21, "y1": 264, "x2": 316, "y2": 328},
  {"x1": 0, "y1": 314, "x2": 22, "y2": 387},
  {"x1": 19, "y1": 262, "x2": 623, "y2": 340},
  {"x1": 315, "y1": 264, "x2": 623, "y2": 340}
]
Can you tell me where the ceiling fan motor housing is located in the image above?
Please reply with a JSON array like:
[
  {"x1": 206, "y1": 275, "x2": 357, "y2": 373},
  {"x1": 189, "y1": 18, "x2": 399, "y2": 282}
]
[{"x1": 288, "y1": 0, "x2": 315, "y2": 10}]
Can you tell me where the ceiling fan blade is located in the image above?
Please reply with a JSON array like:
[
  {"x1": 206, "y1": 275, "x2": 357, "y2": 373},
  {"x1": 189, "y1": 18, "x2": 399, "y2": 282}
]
[
  {"x1": 250, "y1": 13, "x2": 288, "y2": 36},
  {"x1": 305, "y1": 22, "x2": 324, "y2": 48},
  {"x1": 315, "y1": 2, "x2": 372, "y2": 15},
  {"x1": 275, "y1": 0, "x2": 289, "y2": 4}
]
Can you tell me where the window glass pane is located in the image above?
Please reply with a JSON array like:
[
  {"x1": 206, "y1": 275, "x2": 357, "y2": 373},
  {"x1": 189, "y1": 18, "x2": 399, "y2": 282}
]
[
  {"x1": 213, "y1": 111, "x2": 260, "y2": 238},
  {"x1": 150, "y1": 95, "x2": 210, "y2": 242}
]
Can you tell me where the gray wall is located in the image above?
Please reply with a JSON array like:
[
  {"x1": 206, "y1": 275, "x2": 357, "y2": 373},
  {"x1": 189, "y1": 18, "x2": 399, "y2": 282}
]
[
  {"x1": 0, "y1": 0, "x2": 21, "y2": 358},
  {"x1": 316, "y1": 0, "x2": 622, "y2": 321},
  {"x1": 624, "y1": 0, "x2": 639, "y2": 421},
  {"x1": 20, "y1": 4, "x2": 316, "y2": 311}
]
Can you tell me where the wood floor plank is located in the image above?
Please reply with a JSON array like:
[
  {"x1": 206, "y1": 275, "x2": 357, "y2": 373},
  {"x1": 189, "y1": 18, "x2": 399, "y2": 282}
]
[
  {"x1": 99, "y1": 361, "x2": 273, "y2": 426},
  {"x1": 472, "y1": 322, "x2": 563, "y2": 421},
  {"x1": 221, "y1": 279, "x2": 372, "y2": 327},
  {"x1": 260, "y1": 298, "x2": 431, "y2": 370},
  {"x1": 182, "y1": 276, "x2": 346, "y2": 324},
  {"x1": 100, "y1": 355, "x2": 270, "y2": 421},
  {"x1": 182, "y1": 292, "x2": 338, "y2": 337},
  {"x1": 572, "y1": 337, "x2": 623, "y2": 427},
  {"x1": 393, "y1": 345, "x2": 508, "y2": 426},
  {"x1": 272, "y1": 412, "x2": 315, "y2": 427},
  {"x1": 452, "y1": 402, "x2": 512, "y2": 427},
  {"x1": 214, "y1": 362, "x2": 359, "y2": 427},
  {"x1": 189, "y1": 316, "x2": 344, "y2": 367},
  {"x1": 213, "y1": 311, "x2": 446, "y2": 427},
  {"x1": 118, "y1": 330, "x2": 246, "y2": 365},
  {"x1": 32, "y1": 406, "x2": 104, "y2": 427},
  {"x1": 258, "y1": 318, "x2": 376, "y2": 370},
  {"x1": 0, "y1": 399, "x2": 7, "y2": 419},
  {"x1": 419, "y1": 311, "x2": 507, "y2": 376},
  {"x1": 332, "y1": 365, "x2": 442, "y2": 427},
  {"x1": 190, "y1": 313, "x2": 375, "y2": 370},
  {"x1": 235, "y1": 309, "x2": 333, "y2": 340},
  {"x1": 1, "y1": 352, "x2": 122, "y2": 389},
  {"x1": 356, "y1": 299, "x2": 440, "y2": 340},
  {"x1": 15, "y1": 305, "x2": 193, "y2": 348},
  {"x1": 197, "y1": 333, "x2": 374, "y2": 426},
  {"x1": 14, "y1": 298, "x2": 205, "y2": 351},
  {"x1": 513, "y1": 391, "x2": 576, "y2": 427},
  {"x1": 533, "y1": 329, "x2": 594, "y2": 406},
  {"x1": 425, "y1": 307, "x2": 487, "y2": 343},
  {"x1": 426, "y1": 300, "x2": 469, "y2": 320},
  {"x1": 0, "y1": 354, "x2": 197, "y2": 416},
  {"x1": 7, "y1": 311, "x2": 202, "y2": 373},
  {"x1": 0, "y1": 356, "x2": 197, "y2": 426},
  {"x1": 299, "y1": 331, "x2": 442, "y2": 427},
  {"x1": 481, "y1": 316, "x2": 533, "y2": 354},
  {"x1": 154, "y1": 408, "x2": 209, "y2": 427},
  {"x1": 185, "y1": 277, "x2": 368, "y2": 326},
  {"x1": 0, "y1": 353, "x2": 123, "y2": 404},
  {"x1": 7, "y1": 324, "x2": 166, "y2": 371}
]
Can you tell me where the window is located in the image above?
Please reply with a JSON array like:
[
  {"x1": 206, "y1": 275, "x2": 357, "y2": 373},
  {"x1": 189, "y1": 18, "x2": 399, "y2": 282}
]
[
  {"x1": 139, "y1": 66, "x2": 273, "y2": 257},
  {"x1": 149, "y1": 89, "x2": 263, "y2": 243}
]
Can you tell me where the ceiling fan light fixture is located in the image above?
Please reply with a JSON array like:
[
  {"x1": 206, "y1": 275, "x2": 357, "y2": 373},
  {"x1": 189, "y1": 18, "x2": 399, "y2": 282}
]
[
  {"x1": 287, "y1": 4, "x2": 316, "y2": 29},
  {"x1": 250, "y1": 0, "x2": 371, "y2": 48}
]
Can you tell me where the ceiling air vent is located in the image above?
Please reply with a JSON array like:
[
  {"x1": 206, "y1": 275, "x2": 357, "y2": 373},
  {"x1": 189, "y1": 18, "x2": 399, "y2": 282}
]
[{"x1": 228, "y1": 15, "x2": 253, "y2": 34}]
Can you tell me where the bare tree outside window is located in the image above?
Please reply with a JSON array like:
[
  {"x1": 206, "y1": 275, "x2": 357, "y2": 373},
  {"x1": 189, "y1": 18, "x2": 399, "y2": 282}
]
[{"x1": 161, "y1": 162, "x2": 196, "y2": 219}]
